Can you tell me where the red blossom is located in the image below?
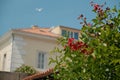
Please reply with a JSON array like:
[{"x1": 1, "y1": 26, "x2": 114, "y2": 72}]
[
  {"x1": 93, "y1": 3, "x2": 104, "y2": 16},
  {"x1": 68, "y1": 38, "x2": 74, "y2": 46},
  {"x1": 71, "y1": 44, "x2": 77, "y2": 51},
  {"x1": 66, "y1": 38, "x2": 94, "y2": 55},
  {"x1": 94, "y1": 4, "x2": 99, "y2": 11}
]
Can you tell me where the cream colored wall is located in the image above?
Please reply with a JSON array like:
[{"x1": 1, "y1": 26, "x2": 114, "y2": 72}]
[
  {"x1": 51, "y1": 26, "x2": 80, "y2": 36},
  {"x1": 51, "y1": 26, "x2": 61, "y2": 35},
  {"x1": 0, "y1": 38, "x2": 12, "y2": 71},
  {"x1": 10, "y1": 35, "x2": 26, "y2": 71},
  {"x1": 17, "y1": 34, "x2": 58, "y2": 71}
]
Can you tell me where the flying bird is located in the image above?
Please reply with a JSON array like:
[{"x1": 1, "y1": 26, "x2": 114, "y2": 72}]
[{"x1": 36, "y1": 8, "x2": 43, "y2": 12}]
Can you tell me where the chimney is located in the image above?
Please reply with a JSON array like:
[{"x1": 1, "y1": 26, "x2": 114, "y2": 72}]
[{"x1": 31, "y1": 25, "x2": 39, "y2": 29}]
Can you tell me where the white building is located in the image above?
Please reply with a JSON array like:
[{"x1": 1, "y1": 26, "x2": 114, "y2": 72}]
[{"x1": 0, "y1": 25, "x2": 80, "y2": 72}]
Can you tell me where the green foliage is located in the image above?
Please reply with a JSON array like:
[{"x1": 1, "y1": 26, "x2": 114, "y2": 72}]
[
  {"x1": 50, "y1": 2, "x2": 120, "y2": 80},
  {"x1": 15, "y1": 64, "x2": 37, "y2": 75}
]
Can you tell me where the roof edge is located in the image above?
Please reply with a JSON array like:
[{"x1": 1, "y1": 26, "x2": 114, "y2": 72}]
[{"x1": 23, "y1": 68, "x2": 53, "y2": 80}]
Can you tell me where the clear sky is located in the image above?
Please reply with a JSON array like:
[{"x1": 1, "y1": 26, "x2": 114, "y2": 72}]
[{"x1": 0, "y1": 0, "x2": 119, "y2": 36}]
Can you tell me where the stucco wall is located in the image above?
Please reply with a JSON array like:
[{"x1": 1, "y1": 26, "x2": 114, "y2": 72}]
[
  {"x1": 21, "y1": 34, "x2": 57, "y2": 71},
  {"x1": 51, "y1": 26, "x2": 61, "y2": 35},
  {"x1": 11, "y1": 33, "x2": 58, "y2": 71},
  {"x1": 11, "y1": 35, "x2": 26, "y2": 71},
  {"x1": 51, "y1": 26, "x2": 80, "y2": 37},
  {"x1": 0, "y1": 38, "x2": 12, "y2": 71}
]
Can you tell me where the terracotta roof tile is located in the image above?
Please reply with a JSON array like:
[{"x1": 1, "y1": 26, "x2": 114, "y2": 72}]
[
  {"x1": 23, "y1": 68, "x2": 53, "y2": 80},
  {"x1": 14, "y1": 27, "x2": 59, "y2": 38}
]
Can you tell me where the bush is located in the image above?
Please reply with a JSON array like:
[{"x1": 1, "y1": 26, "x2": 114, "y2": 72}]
[
  {"x1": 50, "y1": 2, "x2": 120, "y2": 80},
  {"x1": 15, "y1": 64, "x2": 37, "y2": 75}
]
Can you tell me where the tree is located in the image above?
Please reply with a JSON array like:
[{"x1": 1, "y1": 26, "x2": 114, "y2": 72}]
[{"x1": 50, "y1": 2, "x2": 120, "y2": 80}]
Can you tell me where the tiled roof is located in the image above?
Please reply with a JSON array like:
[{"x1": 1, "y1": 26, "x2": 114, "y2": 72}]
[
  {"x1": 14, "y1": 26, "x2": 59, "y2": 38},
  {"x1": 23, "y1": 68, "x2": 53, "y2": 80}
]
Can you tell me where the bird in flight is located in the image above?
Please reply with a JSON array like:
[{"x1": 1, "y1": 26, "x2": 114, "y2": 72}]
[{"x1": 36, "y1": 8, "x2": 43, "y2": 12}]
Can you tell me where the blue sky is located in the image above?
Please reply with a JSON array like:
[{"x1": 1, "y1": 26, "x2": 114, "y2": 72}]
[{"x1": 0, "y1": 0, "x2": 119, "y2": 36}]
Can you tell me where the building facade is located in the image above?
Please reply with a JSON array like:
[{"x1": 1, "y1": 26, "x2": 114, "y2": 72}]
[{"x1": 0, "y1": 25, "x2": 80, "y2": 72}]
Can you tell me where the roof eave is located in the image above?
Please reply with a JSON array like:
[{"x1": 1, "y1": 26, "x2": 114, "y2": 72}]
[{"x1": 12, "y1": 30, "x2": 59, "y2": 41}]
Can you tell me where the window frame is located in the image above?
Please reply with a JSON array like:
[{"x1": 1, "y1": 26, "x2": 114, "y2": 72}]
[
  {"x1": 74, "y1": 32, "x2": 79, "y2": 40},
  {"x1": 37, "y1": 52, "x2": 46, "y2": 69},
  {"x1": 61, "y1": 29, "x2": 79, "y2": 39},
  {"x1": 3, "y1": 54, "x2": 7, "y2": 70},
  {"x1": 61, "y1": 29, "x2": 67, "y2": 37}
]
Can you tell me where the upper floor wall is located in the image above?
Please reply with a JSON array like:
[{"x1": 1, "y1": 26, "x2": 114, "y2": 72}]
[{"x1": 51, "y1": 25, "x2": 80, "y2": 39}]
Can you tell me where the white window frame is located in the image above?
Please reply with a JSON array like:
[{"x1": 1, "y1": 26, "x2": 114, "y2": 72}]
[
  {"x1": 61, "y1": 29, "x2": 79, "y2": 39},
  {"x1": 37, "y1": 51, "x2": 46, "y2": 69}
]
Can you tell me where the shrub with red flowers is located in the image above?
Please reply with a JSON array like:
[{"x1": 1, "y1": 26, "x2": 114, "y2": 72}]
[
  {"x1": 50, "y1": 1, "x2": 120, "y2": 80},
  {"x1": 50, "y1": 37, "x2": 95, "y2": 80},
  {"x1": 66, "y1": 38, "x2": 93, "y2": 55}
]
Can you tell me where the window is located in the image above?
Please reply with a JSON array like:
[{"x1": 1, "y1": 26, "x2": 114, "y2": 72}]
[
  {"x1": 62, "y1": 30, "x2": 67, "y2": 37},
  {"x1": 61, "y1": 29, "x2": 79, "y2": 39},
  {"x1": 3, "y1": 54, "x2": 6, "y2": 70},
  {"x1": 69, "y1": 32, "x2": 73, "y2": 38},
  {"x1": 74, "y1": 32, "x2": 79, "y2": 39},
  {"x1": 38, "y1": 52, "x2": 45, "y2": 69}
]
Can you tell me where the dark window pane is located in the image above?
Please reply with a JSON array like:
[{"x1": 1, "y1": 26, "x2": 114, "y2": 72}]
[
  {"x1": 38, "y1": 52, "x2": 45, "y2": 69},
  {"x1": 62, "y1": 30, "x2": 66, "y2": 36},
  {"x1": 74, "y1": 32, "x2": 78, "y2": 39}
]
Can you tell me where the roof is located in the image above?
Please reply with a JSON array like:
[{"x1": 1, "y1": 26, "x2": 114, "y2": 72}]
[
  {"x1": 23, "y1": 68, "x2": 53, "y2": 80},
  {"x1": 59, "y1": 25, "x2": 80, "y2": 31},
  {"x1": 13, "y1": 26, "x2": 59, "y2": 38}
]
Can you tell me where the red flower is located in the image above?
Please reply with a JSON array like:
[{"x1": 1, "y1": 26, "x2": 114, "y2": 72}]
[
  {"x1": 71, "y1": 44, "x2": 77, "y2": 51},
  {"x1": 68, "y1": 38, "x2": 74, "y2": 45},
  {"x1": 94, "y1": 4, "x2": 99, "y2": 11},
  {"x1": 66, "y1": 38, "x2": 94, "y2": 55}
]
